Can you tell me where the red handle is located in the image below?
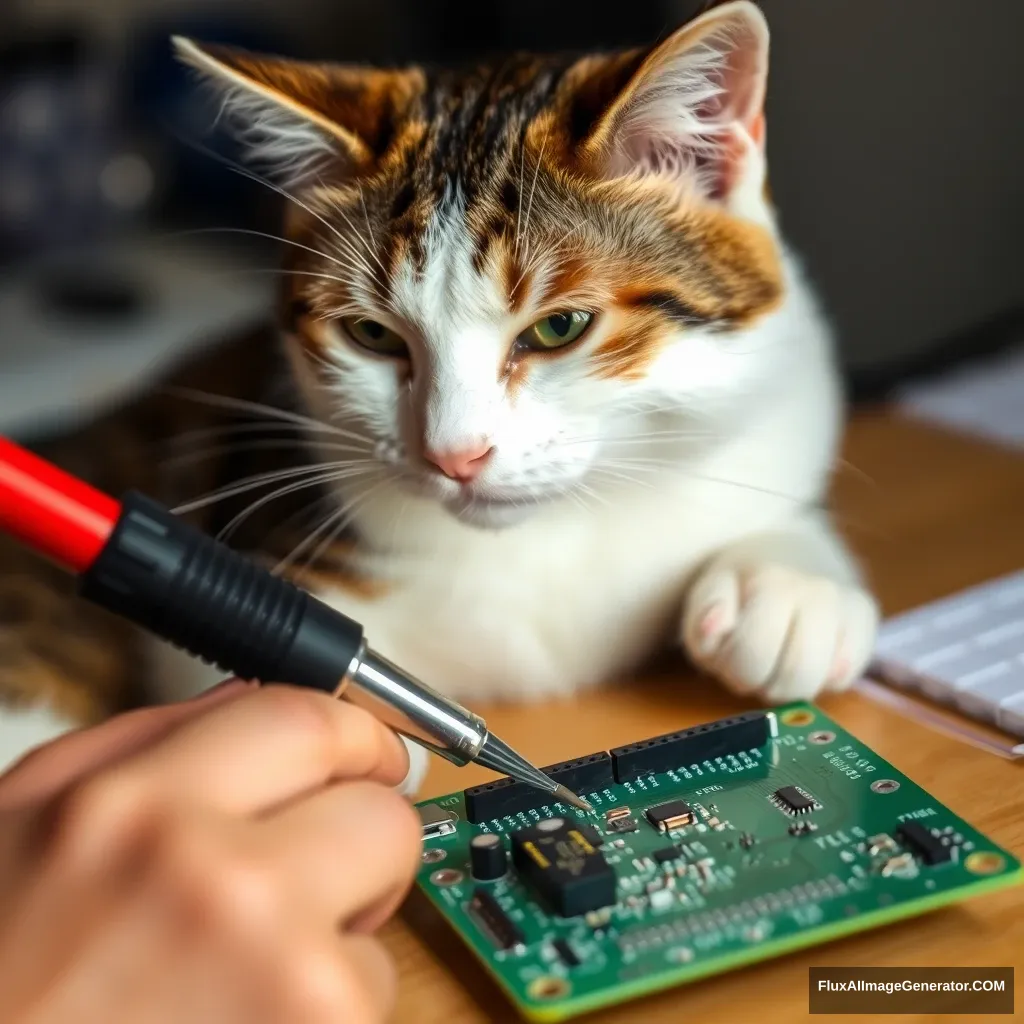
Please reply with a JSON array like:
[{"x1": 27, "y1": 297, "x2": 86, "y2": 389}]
[{"x1": 0, "y1": 437, "x2": 121, "y2": 573}]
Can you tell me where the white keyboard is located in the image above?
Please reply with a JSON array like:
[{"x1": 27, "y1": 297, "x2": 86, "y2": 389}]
[{"x1": 872, "y1": 570, "x2": 1024, "y2": 738}]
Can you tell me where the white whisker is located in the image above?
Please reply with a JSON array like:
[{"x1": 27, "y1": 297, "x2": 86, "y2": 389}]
[
  {"x1": 163, "y1": 226, "x2": 359, "y2": 273},
  {"x1": 216, "y1": 466, "x2": 377, "y2": 542},
  {"x1": 275, "y1": 474, "x2": 390, "y2": 575},
  {"x1": 173, "y1": 461, "x2": 372, "y2": 515},
  {"x1": 163, "y1": 387, "x2": 370, "y2": 444},
  {"x1": 162, "y1": 438, "x2": 371, "y2": 469}
]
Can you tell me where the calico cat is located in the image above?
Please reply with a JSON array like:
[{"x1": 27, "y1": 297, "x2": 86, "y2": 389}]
[{"x1": 0, "y1": 1, "x2": 878, "y2": 793}]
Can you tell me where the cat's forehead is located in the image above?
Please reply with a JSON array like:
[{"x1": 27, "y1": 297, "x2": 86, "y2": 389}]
[
  {"x1": 405, "y1": 54, "x2": 577, "y2": 200},
  {"x1": 281, "y1": 49, "x2": 783, "y2": 341}
]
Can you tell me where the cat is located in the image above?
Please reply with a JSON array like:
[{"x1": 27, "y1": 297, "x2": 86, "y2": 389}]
[{"x1": 0, "y1": 1, "x2": 878, "y2": 795}]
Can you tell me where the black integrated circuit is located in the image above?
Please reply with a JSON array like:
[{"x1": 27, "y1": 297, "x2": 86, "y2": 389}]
[
  {"x1": 652, "y1": 845, "x2": 683, "y2": 864},
  {"x1": 771, "y1": 785, "x2": 821, "y2": 816},
  {"x1": 467, "y1": 888, "x2": 525, "y2": 951},
  {"x1": 645, "y1": 799, "x2": 695, "y2": 832},
  {"x1": 609, "y1": 711, "x2": 771, "y2": 782},
  {"x1": 464, "y1": 752, "x2": 614, "y2": 823},
  {"x1": 510, "y1": 818, "x2": 617, "y2": 917},
  {"x1": 896, "y1": 821, "x2": 955, "y2": 865}
]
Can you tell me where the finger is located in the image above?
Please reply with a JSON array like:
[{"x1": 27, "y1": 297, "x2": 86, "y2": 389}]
[
  {"x1": 0, "y1": 680, "x2": 252, "y2": 809},
  {"x1": 262, "y1": 779, "x2": 420, "y2": 928},
  {"x1": 122, "y1": 687, "x2": 410, "y2": 815},
  {"x1": 334, "y1": 935, "x2": 398, "y2": 1024}
]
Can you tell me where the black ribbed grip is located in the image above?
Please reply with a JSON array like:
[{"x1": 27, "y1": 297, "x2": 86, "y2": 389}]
[{"x1": 79, "y1": 491, "x2": 363, "y2": 692}]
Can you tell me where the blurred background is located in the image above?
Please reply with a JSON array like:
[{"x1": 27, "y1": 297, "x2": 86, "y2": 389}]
[{"x1": 2, "y1": 0, "x2": 1022, "y2": 441}]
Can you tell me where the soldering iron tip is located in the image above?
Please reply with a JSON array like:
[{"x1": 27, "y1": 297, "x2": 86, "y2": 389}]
[{"x1": 553, "y1": 784, "x2": 593, "y2": 813}]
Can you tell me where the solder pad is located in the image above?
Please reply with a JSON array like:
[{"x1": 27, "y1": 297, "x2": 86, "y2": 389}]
[{"x1": 413, "y1": 702, "x2": 1021, "y2": 1021}]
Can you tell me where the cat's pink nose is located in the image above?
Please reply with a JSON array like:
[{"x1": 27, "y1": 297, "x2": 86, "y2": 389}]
[{"x1": 424, "y1": 443, "x2": 494, "y2": 482}]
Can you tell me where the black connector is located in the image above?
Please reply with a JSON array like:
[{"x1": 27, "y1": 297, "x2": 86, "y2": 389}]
[
  {"x1": 610, "y1": 711, "x2": 771, "y2": 782},
  {"x1": 464, "y1": 751, "x2": 614, "y2": 823},
  {"x1": 79, "y1": 491, "x2": 363, "y2": 692}
]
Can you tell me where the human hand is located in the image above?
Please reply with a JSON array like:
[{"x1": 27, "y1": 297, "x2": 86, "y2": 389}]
[{"x1": 0, "y1": 681, "x2": 420, "y2": 1024}]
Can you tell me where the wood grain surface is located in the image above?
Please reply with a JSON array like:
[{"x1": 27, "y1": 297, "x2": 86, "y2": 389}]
[{"x1": 382, "y1": 409, "x2": 1024, "y2": 1023}]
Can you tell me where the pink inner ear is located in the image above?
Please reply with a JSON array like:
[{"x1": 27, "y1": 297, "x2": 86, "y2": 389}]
[{"x1": 696, "y1": 22, "x2": 766, "y2": 131}]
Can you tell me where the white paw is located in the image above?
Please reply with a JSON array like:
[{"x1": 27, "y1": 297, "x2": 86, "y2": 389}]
[
  {"x1": 396, "y1": 736, "x2": 430, "y2": 798},
  {"x1": 681, "y1": 563, "x2": 879, "y2": 703}
]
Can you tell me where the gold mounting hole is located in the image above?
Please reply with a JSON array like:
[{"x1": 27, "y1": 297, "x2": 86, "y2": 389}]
[
  {"x1": 780, "y1": 709, "x2": 815, "y2": 727},
  {"x1": 965, "y1": 851, "x2": 1006, "y2": 876},
  {"x1": 528, "y1": 977, "x2": 571, "y2": 1001}
]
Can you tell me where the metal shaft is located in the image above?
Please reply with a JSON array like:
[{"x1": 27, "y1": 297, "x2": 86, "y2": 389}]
[
  {"x1": 338, "y1": 645, "x2": 591, "y2": 811},
  {"x1": 338, "y1": 645, "x2": 487, "y2": 764}
]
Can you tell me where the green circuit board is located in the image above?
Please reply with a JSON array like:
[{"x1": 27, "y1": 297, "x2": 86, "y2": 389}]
[{"x1": 414, "y1": 702, "x2": 1021, "y2": 1021}]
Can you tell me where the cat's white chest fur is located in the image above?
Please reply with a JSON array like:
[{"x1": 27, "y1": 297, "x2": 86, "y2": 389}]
[{"x1": 313, "y1": 255, "x2": 860, "y2": 705}]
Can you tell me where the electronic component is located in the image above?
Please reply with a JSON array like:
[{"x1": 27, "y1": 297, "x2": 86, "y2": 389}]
[
  {"x1": 510, "y1": 817, "x2": 616, "y2": 917},
  {"x1": 466, "y1": 888, "x2": 525, "y2": 952},
  {"x1": 788, "y1": 821, "x2": 818, "y2": 837},
  {"x1": 417, "y1": 702, "x2": 1021, "y2": 1022},
  {"x1": 645, "y1": 800, "x2": 694, "y2": 832},
  {"x1": 551, "y1": 937, "x2": 580, "y2": 968},
  {"x1": 881, "y1": 853, "x2": 917, "y2": 877},
  {"x1": 868, "y1": 834, "x2": 898, "y2": 856},
  {"x1": 896, "y1": 821, "x2": 955, "y2": 865},
  {"x1": 469, "y1": 833, "x2": 508, "y2": 880},
  {"x1": 649, "y1": 887, "x2": 676, "y2": 910},
  {"x1": 610, "y1": 710, "x2": 773, "y2": 782},
  {"x1": 604, "y1": 806, "x2": 639, "y2": 834},
  {"x1": 417, "y1": 803, "x2": 456, "y2": 840},
  {"x1": 652, "y1": 845, "x2": 683, "y2": 864},
  {"x1": 606, "y1": 816, "x2": 639, "y2": 834},
  {"x1": 770, "y1": 785, "x2": 820, "y2": 816},
  {"x1": 464, "y1": 751, "x2": 614, "y2": 823}
]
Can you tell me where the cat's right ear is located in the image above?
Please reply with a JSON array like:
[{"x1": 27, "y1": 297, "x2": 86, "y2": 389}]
[
  {"x1": 570, "y1": 1, "x2": 770, "y2": 217},
  {"x1": 172, "y1": 37, "x2": 420, "y2": 187}
]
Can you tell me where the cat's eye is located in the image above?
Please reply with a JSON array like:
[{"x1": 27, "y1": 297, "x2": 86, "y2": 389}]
[
  {"x1": 517, "y1": 311, "x2": 594, "y2": 351},
  {"x1": 341, "y1": 317, "x2": 409, "y2": 357}
]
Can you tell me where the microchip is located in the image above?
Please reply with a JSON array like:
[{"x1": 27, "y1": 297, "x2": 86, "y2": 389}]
[
  {"x1": 896, "y1": 821, "x2": 955, "y2": 865},
  {"x1": 510, "y1": 817, "x2": 617, "y2": 917},
  {"x1": 770, "y1": 786, "x2": 820, "y2": 816},
  {"x1": 417, "y1": 803, "x2": 456, "y2": 839},
  {"x1": 577, "y1": 823, "x2": 605, "y2": 848},
  {"x1": 605, "y1": 816, "x2": 639, "y2": 834},
  {"x1": 551, "y1": 937, "x2": 580, "y2": 968},
  {"x1": 652, "y1": 845, "x2": 683, "y2": 864},
  {"x1": 645, "y1": 800, "x2": 695, "y2": 832},
  {"x1": 467, "y1": 888, "x2": 525, "y2": 951}
]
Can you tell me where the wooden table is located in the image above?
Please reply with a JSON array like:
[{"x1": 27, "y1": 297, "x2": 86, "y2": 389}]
[{"x1": 382, "y1": 410, "x2": 1024, "y2": 1023}]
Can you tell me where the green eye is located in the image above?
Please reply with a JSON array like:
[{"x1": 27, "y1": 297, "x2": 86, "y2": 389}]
[
  {"x1": 342, "y1": 317, "x2": 409, "y2": 357},
  {"x1": 517, "y1": 311, "x2": 594, "y2": 351}
]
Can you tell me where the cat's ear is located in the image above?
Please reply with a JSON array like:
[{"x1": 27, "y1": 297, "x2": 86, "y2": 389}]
[
  {"x1": 172, "y1": 37, "x2": 418, "y2": 186},
  {"x1": 578, "y1": 1, "x2": 769, "y2": 210}
]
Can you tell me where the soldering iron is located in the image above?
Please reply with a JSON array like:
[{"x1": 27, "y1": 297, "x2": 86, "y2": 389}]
[{"x1": 0, "y1": 437, "x2": 590, "y2": 812}]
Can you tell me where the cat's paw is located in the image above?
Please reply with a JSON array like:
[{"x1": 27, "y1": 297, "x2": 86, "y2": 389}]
[{"x1": 681, "y1": 563, "x2": 878, "y2": 702}]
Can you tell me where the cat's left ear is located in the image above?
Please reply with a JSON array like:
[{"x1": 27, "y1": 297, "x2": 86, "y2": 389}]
[
  {"x1": 579, "y1": 0, "x2": 769, "y2": 214},
  {"x1": 172, "y1": 37, "x2": 420, "y2": 186}
]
